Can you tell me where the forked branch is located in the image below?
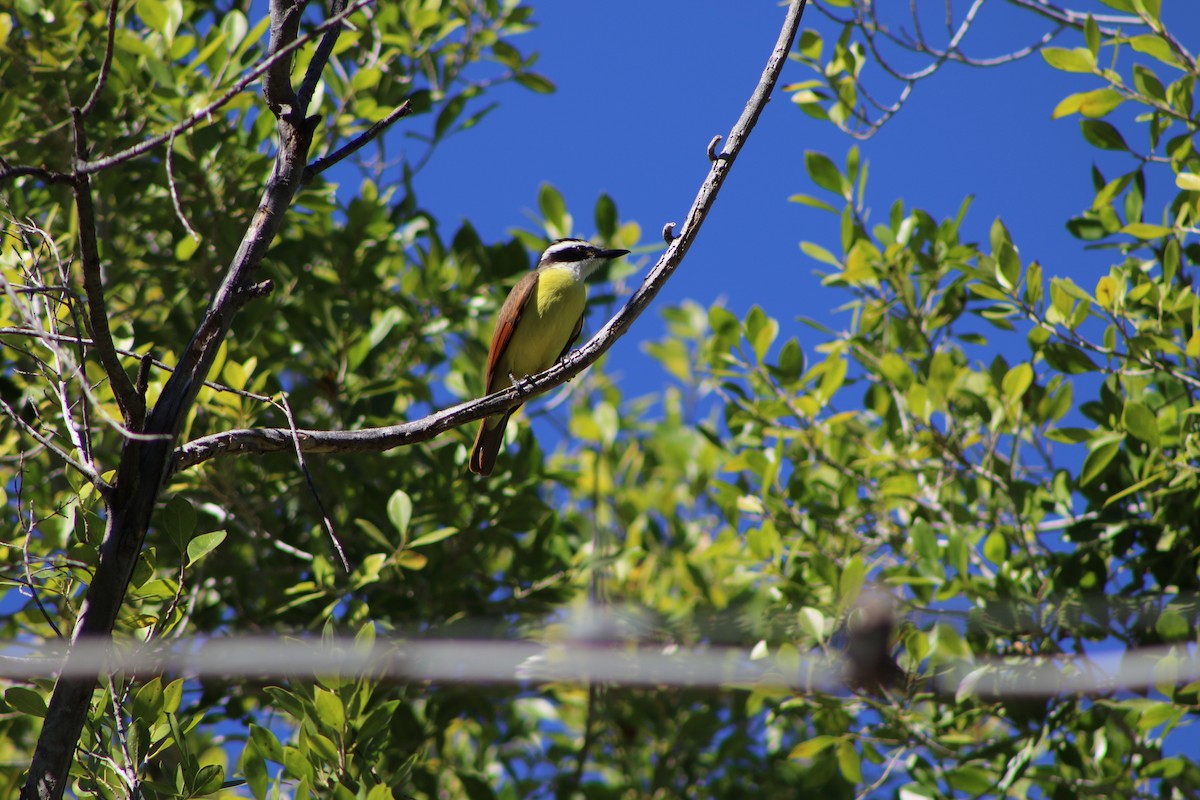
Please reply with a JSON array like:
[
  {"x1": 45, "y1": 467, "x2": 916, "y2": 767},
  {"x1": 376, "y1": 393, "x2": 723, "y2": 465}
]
[{"x1": 172, "y1": 0, "x2": 810, "y2": 473}]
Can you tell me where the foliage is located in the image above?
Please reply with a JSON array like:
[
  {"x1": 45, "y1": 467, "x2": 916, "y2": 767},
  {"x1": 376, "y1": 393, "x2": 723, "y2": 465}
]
[{"x1": 1, "y1": 0, "x2": 1199, "y2": 799}]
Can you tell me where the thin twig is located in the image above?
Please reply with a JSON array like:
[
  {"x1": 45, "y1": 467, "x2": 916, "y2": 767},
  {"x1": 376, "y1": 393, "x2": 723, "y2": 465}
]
[
  {"x1": 71, "y1": 110, "x2": 145, "y2": 428},
  {"x1": 0, "y1": 327, "x2": 274, "y2": 403},
  {"x1": 278, "y1": 392, "x2": 351, "y2": 572},
  {"x1": 303, "y1": 99, "x2": 413, "y2": 183},
  {"x1": 569, "y1": 684, "x2": 600, "y2": 793},
  {"x1": 0, "y1": 161, "x2": 75, "y2": 185},
  {"x1": 21, "y1": 487, "x2": 64, "y2": 639},
  {"x1": 21, "y1": 0, "x2": 365, "y2": 792},
  {"x1": 298, "y1": 0, "x2": 350, "y2": 114},
  {"x1": 78, "y1": 0, "x2": 120, "y2": 119},
  {"x1": 63, "y1": 0, "x2": 374, "y2": 180},
  {"x1": 167, "y1": 132, "x2": 200, "y2": 242},
  {"x1": 172, "y1": 0, "x2": 811, "y2": 473},
  {"x1": 0, "y1": 398, "x2": 105, "y2": 488}
]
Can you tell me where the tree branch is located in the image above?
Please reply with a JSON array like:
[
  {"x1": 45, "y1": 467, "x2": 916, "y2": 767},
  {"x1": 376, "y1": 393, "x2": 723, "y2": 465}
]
[
  {"x1": 20, "y1": 0, "x2": 364, "y2": 795},
  {"x1": 303, "y1": 99, "x2": 413, "y2": 183},
  {"x1": 0, "y1": 160, "x2": 75, "y2": 185},
  {"x1": 77, "y1": 0, "x2": 120, "y2": 119},
  {"x1": 0, "y1": 0, "x2": 376, "y2": 188},
  {"x1": 171, "y1": 0, "x2": 810, "y2": 474},
  {"x1": 297, "y1": 0, "x2": 349, "y2": 113},
  {"x1": 71, "y1": 110, "x2": 145, "y2": 429}
]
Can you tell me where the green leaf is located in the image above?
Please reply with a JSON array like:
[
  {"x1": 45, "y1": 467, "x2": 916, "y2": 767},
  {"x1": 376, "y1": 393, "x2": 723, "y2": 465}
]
[
  {"x1": 1046, "y1": 427, "x2": 1093, "y2": 444},
  {"x1": 515, "y1": 72, "x2": 555, "y2": 93},
  {"x1": 1052, "y1": 88, "x2": 1124, "y2": 119},
  {"x1": 434, "y1": 94, "x2": 467, "y2": 140},
  {"x1": 839, "y1": 556, "x2": 866, "y2": 604},
  {"x1": 193, "y1": 764, "x2": 224, "y2": 794},
  {"x1": 1122, "y1": 401, "x2": 1159, "y2": 447},
  {"x1": 745, "y1": 307, "x2": 778, "y2": 363},
  {"x1": 789, "y1": 193, "x2": 837, "y2": 213},
  {"x1": 1041, "y1": 47, "x2": 1096, "y2": 73},
  {"x1": 407, "y1": 527, "x2": 460, "y2": 548},
  {"x1": 1155, "y1": 609, "x2": 1188, "y2": 641},
  {"x1": 133, "y1": 677, "x2": 165, "y2": 727},
  {"x1": 1133, "y1": 65, "x2": 1166, "y2": 101},
  {"x1": 911, "y1": 519, "x2": 938, "y2": 571},
  {"x1": 137, "y1": 0, "x2": 168, "y2": 35},
  {"x1": 775, "y1": 339, "x2": 804, "y2": 384},
  {"x1": 804, "y1": 151, "x2": 845, "y2": 196},
  {"x1": 800, "y1": 241, "x2": 841, "y2": 267},
  {"x1": 161, "y1": 495, "x2": 197, "y2": 546},
  {"x1": 186, "y1": 530, "x2": 227, "y2": 567},
  {"x1": 387, "y1": 489, "x2": 413, "y2": 540},
  {"x1": 1024, "y1": 260, "x2": 1044, "y2": 305},
  {"x1": 1175, "y1": 173, "x2": 1200, "y2": 191},
  {"x1": 1042, "y1": 343, "x2": 1098, "y2": 374},
  {"x1": 1122, "y1": 222, "x2": 1172, "y2": 239},
  {"x1": 797, "y1": 29, "x2": 822, "y2": 60},
  {"x1": 789, "y1": 735, "x2": 837, "y2": 760},
  {"x1": 1084, "y1": 15, "x2": 1100, "y2": 56},
  {"x1": 594, "y1": 194, "x2": 618, "y2": 239},
  {"x1": 1002, "y1": 363, "x2": 1033, "y2": 403},
  {"x1": 1080, "y1": 435, "x2": 1123, "y2": 485},
  {"x1": 314, "y1": 687, "x2": 345, "y2": 732},
  {"x1": 241, "y1": 744, "x2": 268, "y2": 800},
  {"x1": 983, "y1": 530, "x2": 1007, "y2": 564},
  {"x1": 5, "y1": 686, "x2": 47, "y2": 717},
  {"x1": 538, "y1": 183, "x2": 567, "y2": 233},
  {"x1": 1127, "y1": 34, "x2": 1182, "y2": 68},
  {"x1": 747, "y1": 521, "x2": 780, "y2": 560},
  {"x1": 249, "y1": 724, "x2": 285, "y2": 762},
  {"x1": 1080, "y1": 120, "x2": 1128, "y2": 151}
]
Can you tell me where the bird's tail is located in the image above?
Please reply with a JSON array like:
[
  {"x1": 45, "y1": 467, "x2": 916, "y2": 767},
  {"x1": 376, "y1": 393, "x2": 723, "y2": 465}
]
[{"x1": 469, "y1": 411, "x2": 514, "y2": 476}]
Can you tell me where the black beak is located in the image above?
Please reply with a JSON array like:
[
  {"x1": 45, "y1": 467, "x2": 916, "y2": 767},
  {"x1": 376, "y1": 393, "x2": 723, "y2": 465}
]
[{"x1": 601, "y1": 248, "x2": 630, "y2": 260}]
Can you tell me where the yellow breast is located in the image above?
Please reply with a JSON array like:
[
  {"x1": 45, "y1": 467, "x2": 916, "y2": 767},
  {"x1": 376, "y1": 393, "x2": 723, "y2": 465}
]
[{"x1": 497, "y1": 266, "x2": 586, "y2": 385}]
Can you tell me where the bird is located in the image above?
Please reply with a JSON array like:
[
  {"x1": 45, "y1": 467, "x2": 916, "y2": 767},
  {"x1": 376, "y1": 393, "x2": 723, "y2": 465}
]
[{"x1": 469, "y1": 238, "x2": 630, "y2": 476}]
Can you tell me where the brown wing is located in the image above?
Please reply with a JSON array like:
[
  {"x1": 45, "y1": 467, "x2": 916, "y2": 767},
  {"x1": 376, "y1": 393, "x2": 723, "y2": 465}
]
[{"x1": 484, "y1": 270, "x2": 540, "y2": 393}]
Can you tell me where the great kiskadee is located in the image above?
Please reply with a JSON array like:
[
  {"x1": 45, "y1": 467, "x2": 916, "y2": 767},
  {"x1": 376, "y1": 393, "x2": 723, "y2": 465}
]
[{"x1": 469, "y1": 238, "x2": 629, "y2": 476}]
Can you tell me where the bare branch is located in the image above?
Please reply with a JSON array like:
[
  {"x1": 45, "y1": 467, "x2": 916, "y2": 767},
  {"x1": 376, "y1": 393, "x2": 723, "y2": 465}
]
[
  {"x1": 0, "y1": 161, "x2": 75, "y2": 185},
  {"x1": 171, "y1": 0, "x2": 811, "y2": 473},
  {"x1": 71, "y1": 110, "x2": 145, "y2": 429},
  {"x1": 78, "y1": 0, "x2": 120, "y2": 119},
  {"x1": 0, "y1": 327, "x2": 273, "y2": 403},
  {"x1": 263, "y1": 0, "x2": 305, "y2": 114},
  {"x1": 166, "y1": 133, "x2": 200, "y2": 243},
  {"x1": 303, "y1": 99, "x2": 413, "y2": 183},
  {"x1": 804, "y1": 0, "x2": 1166, "y2": 139},
  {"x1": 48, "y1": 0, "x2": 375, "y2": 182},
  {"x1": 0, "y1": 398, "x2": 105, "y2": 489},
  {"x1": 278, "y1": 392, "x2": 351, "y2": 572},
  {"x1": 298, "y1": 0, "x2": 350, "y2": 113},
  {"x1": 21, "y1": 0, "x2": 363, "y2": 794}
]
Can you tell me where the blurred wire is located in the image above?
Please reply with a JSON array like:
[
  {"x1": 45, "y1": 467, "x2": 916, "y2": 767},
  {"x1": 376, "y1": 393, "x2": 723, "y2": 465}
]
[{"x1": 0, "y1": 600, "x2": 1196, "y2": 697}]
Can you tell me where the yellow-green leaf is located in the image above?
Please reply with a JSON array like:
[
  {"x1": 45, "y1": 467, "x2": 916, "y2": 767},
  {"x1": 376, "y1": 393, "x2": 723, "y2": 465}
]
[
  {"x1": 186, "y1": 530, "x2": 226, "y2": 567},
  {"x1": 1041, "y1": 47, "x2": 1096, "y2": 73},
  {"x1": 1122, "y1": 401, "x2": 1159, "y2": 447},
  {"x1": 1122, "y1": 222, "x2": 1172, "y2": 239},
  {"x1": 1002, "y1": 363, "x2": 1033, "y2": 403},
  {"x1": 789, "y1": 735, "x2": 837, "y2": 760},
  {"x1": 1052, "y1": 88, "x2": 1124, "y2": 119},
  {"x1": 1175, "y1": 173, "x2": 1200, "y2": 191}
]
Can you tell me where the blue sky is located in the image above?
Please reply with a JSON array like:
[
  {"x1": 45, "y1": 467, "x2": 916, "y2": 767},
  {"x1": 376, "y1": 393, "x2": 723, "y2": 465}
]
[{"x1": 394, "y1": 0, "x2": 1198, "y2": 383}]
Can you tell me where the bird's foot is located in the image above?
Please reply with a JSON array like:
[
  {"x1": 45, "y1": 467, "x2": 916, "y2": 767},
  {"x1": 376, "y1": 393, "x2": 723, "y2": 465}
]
[{"x1": 509, "y1": 371, "x2": 534, "y2": 395}]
